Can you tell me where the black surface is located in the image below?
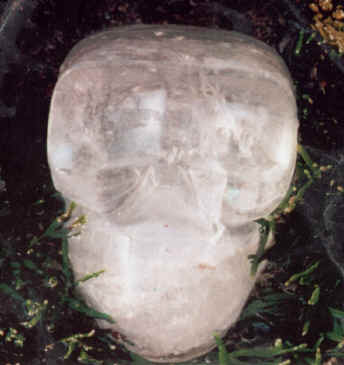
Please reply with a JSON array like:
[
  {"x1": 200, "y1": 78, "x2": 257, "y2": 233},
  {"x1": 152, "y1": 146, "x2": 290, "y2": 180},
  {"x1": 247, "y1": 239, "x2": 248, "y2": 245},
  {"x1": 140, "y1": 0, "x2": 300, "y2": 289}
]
[{"x1": 1, "y1": 0, "x2": 344, "y2": 364}]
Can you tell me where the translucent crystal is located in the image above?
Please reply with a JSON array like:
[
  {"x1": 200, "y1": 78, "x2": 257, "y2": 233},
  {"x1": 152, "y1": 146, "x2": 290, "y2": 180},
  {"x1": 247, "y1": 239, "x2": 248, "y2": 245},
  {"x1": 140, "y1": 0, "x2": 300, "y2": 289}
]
[{"x1": 48, "y1": 24, "x2": 298, "y2": 362}]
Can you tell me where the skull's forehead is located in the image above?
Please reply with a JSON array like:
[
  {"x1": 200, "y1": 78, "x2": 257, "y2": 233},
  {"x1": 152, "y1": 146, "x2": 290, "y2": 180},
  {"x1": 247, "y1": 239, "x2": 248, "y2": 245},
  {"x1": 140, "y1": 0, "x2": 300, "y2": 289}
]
[
  {"x1": 49, "y1": 43, "x2": 294, "y2": 168},
  {"x1": 61, "y1": 24, "x2": 292, "y2": 89},
  {"x1": 59, "y1": 24, "x2": 295, "y2": 111}
]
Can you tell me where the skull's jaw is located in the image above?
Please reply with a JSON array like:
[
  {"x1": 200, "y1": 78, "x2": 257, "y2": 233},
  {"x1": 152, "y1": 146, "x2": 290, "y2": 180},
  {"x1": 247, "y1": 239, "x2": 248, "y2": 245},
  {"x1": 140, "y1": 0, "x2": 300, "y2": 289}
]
[{"x1": 68, "y1": 206, "x2": 267, "y2": 362}]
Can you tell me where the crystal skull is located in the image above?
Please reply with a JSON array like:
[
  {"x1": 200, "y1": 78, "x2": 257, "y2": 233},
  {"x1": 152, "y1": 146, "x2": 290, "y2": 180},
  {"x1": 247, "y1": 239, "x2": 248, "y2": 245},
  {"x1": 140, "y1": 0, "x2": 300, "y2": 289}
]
[{"x1": 47, "y1": 24, "x2": 298, "y2": 362}]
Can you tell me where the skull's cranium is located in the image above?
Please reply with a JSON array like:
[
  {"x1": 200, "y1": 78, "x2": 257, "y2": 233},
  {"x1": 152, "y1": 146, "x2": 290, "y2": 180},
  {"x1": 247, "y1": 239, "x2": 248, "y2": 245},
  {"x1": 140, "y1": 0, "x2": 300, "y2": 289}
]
[{"x1": 47, "y1": 24, "x2": 298, "y2": 362}]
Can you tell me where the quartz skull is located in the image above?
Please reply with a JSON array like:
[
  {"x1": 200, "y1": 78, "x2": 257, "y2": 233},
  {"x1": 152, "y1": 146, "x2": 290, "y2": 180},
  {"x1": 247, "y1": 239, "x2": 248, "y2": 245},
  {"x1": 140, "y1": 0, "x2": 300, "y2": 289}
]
[{"x1": 47, "y1": 24, "x2": 298, "y2": 362}]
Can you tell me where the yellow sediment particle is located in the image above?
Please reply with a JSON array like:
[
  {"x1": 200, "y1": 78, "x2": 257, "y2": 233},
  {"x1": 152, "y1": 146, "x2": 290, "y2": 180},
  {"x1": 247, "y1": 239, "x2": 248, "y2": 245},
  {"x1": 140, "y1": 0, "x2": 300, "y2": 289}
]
[
  {"x1": 337, "y1": 185, "x2": 344, "y2": 192},
  {"x1": 320, "y1": 164, "x2": 332, "y2": 172},
  {"x1": 333, "y1": 7, "x2": 344, "y2": 20},
  {"x1": 309, "y1": 3, "x2": 320, "y2": 12},
  {"x1": 44, "y1": 343, "x2": 54, "y2": 352},
  {"x1": 319, "y1": 0, "x2": 333, "y2": 12},
  {"x1": 310, "y1": 0, "x2": 344, "y2": 53}
]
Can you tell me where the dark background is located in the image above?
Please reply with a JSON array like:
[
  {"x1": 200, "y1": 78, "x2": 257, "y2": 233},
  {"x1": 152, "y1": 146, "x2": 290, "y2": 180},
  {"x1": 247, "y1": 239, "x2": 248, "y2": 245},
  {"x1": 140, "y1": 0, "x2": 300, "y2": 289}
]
[{"x1": 1, "y1": 0, "x2": 344, "y2": 364}]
